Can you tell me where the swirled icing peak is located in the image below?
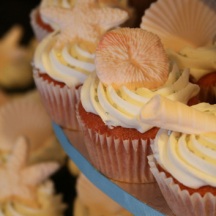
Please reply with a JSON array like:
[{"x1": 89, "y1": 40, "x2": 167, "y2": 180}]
[
  {"x1": 140, "y1": 95, "x2": 216, "y2": 134},
  {"x1": 167, "y1": 44, "x2": 216, "y2": 81},
  {"x1": 41, "y1": 0, "x2": 129, "y2": 48},
  {"x1": 95, "y1": 28, "x2": 169, "y2": 90}
]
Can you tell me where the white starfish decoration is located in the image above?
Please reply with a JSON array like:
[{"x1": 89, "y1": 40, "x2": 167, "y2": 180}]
[
  {"x1": 0, "y1": 136, "x2": 60, "y2": 207},
  {"x1": 41, "y1": 0, "x2": 129, "y2": 47}
]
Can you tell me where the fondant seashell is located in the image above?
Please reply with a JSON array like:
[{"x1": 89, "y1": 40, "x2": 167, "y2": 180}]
[
  {"x1": 0, "y1": 91, "x2": 53, "y2": 152},
  {"x1": 95, "y1": 28, "x2": 169, "y2": 90},
  {"x1": 140, "y1": 95, "x2": 216, "y2": 134},
  {"x1": 140, "y1": 0, "x2": 216, "y2": 52}
]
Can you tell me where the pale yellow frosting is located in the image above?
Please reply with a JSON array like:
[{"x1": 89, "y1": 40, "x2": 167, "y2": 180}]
[
  {"x1": 150, "y1": 102, "x2": 216, "y2": 188},
  {"x1": 81, "y1": 62, "x2": 199, "y2": 133},
  {"x1": 167, "y1": 44, "x2": 216, "y2": 81},
  {"x1": 33, "y1": 31, "x2": 95, "y2": 87}
]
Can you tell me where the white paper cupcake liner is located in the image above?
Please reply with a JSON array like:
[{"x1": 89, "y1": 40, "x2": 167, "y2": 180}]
[
  {"x1": 77, "y1": 110, "x2": 155, "y2": 183},
  {"x1": 141, "y1": 0, "x2": 216, "y2": 52},
  {"x1": 33, "y1": 69, "x2": 81, "y2": 131},
  {"x1": 148, "y1": 155, "x2": 216, "y2": 216},
  {"x1": 0, "y1": 90, "x2": 66, "y2": 164},
  {"x1": 30, "y1": 7, "x2": 52, "y2": 41}
]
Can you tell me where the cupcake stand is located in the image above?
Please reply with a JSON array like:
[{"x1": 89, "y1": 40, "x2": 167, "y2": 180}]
[{"x1": 53, "y1": 123, "x2": 174, "y2": 216}]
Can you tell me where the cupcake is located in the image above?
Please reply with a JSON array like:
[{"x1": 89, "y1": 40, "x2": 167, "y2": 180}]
[
  {"x1": 74, "y1": 173, "x2": 132, "y2": 216},
  {"x1": 32, "y1": 0, "x2": 129, "y2": 130},
  {"x1": 77, "y1": 27, "x2": 200, "y2": 183},
  {"x1": 0, "y1": 90, "x2": 66, "y2": 165},
  {"x1": 140, "y1": 95, "x2": 216, "y2": 216},
  {"x1": 140, "y1": 0, "x2": 216, "y2": 104},
  {"x1": 0, "y1": 136, "x2": 65, "y2": 215}
]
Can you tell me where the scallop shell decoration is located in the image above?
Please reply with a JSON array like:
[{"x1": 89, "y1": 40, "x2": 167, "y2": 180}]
[
  {"x1": 140, "y1": 0, "x2": 216, "y2": 52},
  {"x1": 0, "y1": 92, "x2": 52, "y2": 151},
  {"x1": 95, "y1": 28, "x2": 169, "y2": 90}
]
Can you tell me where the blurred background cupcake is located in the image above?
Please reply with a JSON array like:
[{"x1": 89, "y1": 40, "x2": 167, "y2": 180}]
[
  {"x1": 77, "y1": 27, "x2": 200, "y2": 183},
  {"x1": 0, "y1": 136, "x2": 66, "y2": 216},
  {"x1": 74, "y1": 173, "x2": 132, "y2": 216},
  {"x1": 140, "y1": 0, "x2": 216, "y2": 104}
]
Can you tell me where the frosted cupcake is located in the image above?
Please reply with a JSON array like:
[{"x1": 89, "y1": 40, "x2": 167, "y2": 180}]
[
  {"x1": 77, "y1": 27, "x2": 200, "y2": 183},
  {"x1": 32, "y1": 0, "x2": 129, "y2": 130},
  {"x1": 140, "y1": 95, "x2": 216, "y2": 216},
  {"x1": 0, "y1": 136, "x2": 66, "y2": 215},
  {"x1": 140, "y1": 0, "x2": 216, "y2": 104},
  {"x1": 74, "y1": 173, "x2": 132, "y2": 216}
]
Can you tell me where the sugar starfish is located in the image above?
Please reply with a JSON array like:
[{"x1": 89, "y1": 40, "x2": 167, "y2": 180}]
[
  {"x1": 0, "y1": 136, "x2": 60, "y2": 207},
  {"x1": 41, "y1": 0, "x2": 129, "y2": 47}
]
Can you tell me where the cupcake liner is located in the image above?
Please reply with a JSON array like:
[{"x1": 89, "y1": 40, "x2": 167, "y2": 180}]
[
  {"x1": 77, "y1": 110, "x2": 155, "y2": 183},
  {"x1": 148, "y1": 155, "x2": 216, "y2": 216},
  {"x1": 30, "y1": 7, "x2": 52, "y2": 41},
  {"x1": 0, "y1": 90, "x2": 66, "y2": 164},
  {"x1": 33, "y1": 69, "x2": 81, "y2": 131},
  {"x1": 141, "y1": 0, "x2": 216, "y2": 52}
]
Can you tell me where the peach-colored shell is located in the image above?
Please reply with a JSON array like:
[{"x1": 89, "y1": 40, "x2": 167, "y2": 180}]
[{"x1": 95, "y1": 28, "x2": 169, "y2": 90}]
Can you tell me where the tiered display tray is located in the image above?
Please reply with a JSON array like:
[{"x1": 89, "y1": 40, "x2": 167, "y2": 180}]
[{"x1": 53, "y1": 123, "x2": 174, "y2": 216}]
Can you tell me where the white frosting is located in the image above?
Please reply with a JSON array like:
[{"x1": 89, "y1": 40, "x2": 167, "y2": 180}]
[
  {"x1": 167, "y1": 44, "x2": 216, "y2": 81},
  {"x1": 81, "y1": 63, "x2": 200, "y2": 133},
  {"x1": 0, "y1": 180, "x2": 66, "y2": 216},
  {"x1": 33, "y1": 31, "x2": 95, "y2": 87},
  {"x1": 152, "y1": 113, "x2": 216, "y2": 189}
]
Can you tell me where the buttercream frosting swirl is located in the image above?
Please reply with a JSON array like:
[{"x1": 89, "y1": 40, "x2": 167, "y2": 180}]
[
  {"x1": 33, "y1": 31, "x2": 95, "y2": 87},
  {"x1": 81, "y1": 62, "x2": 200, "y2": 133},
  {"x1": 152, "y1": 103, "x2": 216, "y2": 189},
  {"x1": 167, "y1": 44, "x2": 216, "y2": 81},
  {"x1": 0, "y1": 180, "x2": 66, "y2": 216}
]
